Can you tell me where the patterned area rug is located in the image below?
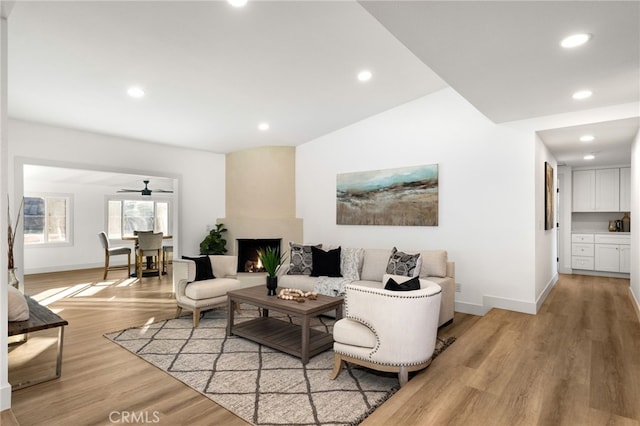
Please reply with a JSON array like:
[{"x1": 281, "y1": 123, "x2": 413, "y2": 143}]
[{"x1": 104, "y1": 305, "x2": 454, "y2": 426}]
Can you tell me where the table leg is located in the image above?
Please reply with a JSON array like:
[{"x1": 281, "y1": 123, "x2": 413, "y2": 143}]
[
  {"x1": 55, "y1": 326, "x2": 65, "y2": 378},
  {"x1": 301, "y1": 315, "x2": 310, "y2": 364},
  {"x1": 336, "y1": 304, "x2": 344, "y2": 320},
  {"x1": 227, "y1": 297, "x2": 235, "y2": 336}
]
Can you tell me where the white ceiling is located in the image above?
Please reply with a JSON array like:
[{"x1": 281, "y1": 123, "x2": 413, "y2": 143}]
[{"x1": 7, "y1": 1, "x2": 640, "y2": 169}]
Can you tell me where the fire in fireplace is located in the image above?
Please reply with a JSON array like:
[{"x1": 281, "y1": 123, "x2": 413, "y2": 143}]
[{"x1": 237, "y1": 239, "x2": 282, "y2": 273}]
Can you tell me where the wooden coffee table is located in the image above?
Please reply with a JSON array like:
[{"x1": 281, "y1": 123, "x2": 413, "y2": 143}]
[{"x1": 226, "y1": 286, "x2": 343, "y2": 364}]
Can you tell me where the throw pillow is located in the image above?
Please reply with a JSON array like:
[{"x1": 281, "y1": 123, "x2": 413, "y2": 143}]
[
  {"x1": 384, "y1": 275, "x2": 420, "y2": 291},
  {"x1": 386, "y1": 247, "x2": 421, "y2": 277},
  {"x1": 182, "y1": 256, "x2": 215, "y2": 281},
  {"x1": 310, "y1": 246, "x2": 342, "y2": 277},
  {"x1": 8, "y1": 286, "x2": 29, "y2": 321},
  {"x1": 288, "y1": 242, "x2": 322, "y2": 275},
  {"x1": 340, "y1": 247, "x2": 364, "y2": 281}
]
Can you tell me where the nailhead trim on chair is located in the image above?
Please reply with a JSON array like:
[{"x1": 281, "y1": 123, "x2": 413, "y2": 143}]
[{"x1": 343, "y1": 285, "x2": 442, "y2": 361}]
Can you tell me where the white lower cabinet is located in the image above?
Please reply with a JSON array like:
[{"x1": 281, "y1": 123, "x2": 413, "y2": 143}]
[
  {"x1": 620, "y1": 245, "x2": 631, "y2": 274},
  {"x1": 593, "y1": 234, "x2": 631, "y2": 273},
  {"x1": 572, "y1": 233, "x2": 630, "y2": 274},
  {"x1": 594, "y1": 244, "x2": 622, "y2": 272}
]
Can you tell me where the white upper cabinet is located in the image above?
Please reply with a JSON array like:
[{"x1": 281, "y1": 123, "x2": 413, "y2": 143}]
[
  {"x1": 572, "y1": 168, "x2": 623, "y2": 212},
  {"x1": 620, "y1": 167, "x2": 631, "y2": 212},
  {"x1": 573, "y1": 170, "x2": 596, "y2": 212}
]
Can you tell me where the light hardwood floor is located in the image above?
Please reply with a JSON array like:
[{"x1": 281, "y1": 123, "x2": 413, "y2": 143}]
[{"x1": 6, "y1": 270, "x2": 639, "y2": 425}]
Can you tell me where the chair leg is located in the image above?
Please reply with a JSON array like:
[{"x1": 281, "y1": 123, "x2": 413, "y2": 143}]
[
  {"x1": 193, "y1": 308, "x2": 201, "y2": 328},
  {"x1": 398, "y1": 366, "x2": 408, "y2": 387},
  {"x1": 330, "y1": 353, "x2": 345, "y2": 380},
  {"x1": 127, "y1": 252, "x2": 131, "y2": 278},
  {"x1": 103, "y1": 252, "x2": 109, "y2": 280},
  {"x1": 175, "y1": 307, "x2": 182, "y2": 318}
]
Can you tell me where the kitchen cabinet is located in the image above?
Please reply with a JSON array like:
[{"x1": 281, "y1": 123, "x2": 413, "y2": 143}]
[
  {"x1": 620, "y1": 167, "x2": 631, "y2": 212},
  {"x1": 572, "y1": 168, "x2": 620, "y2": 212},
  {"x1": 594, "y1": 234, "x2": 631, "y2": 273},
  {"x1": 571, "y1": 233, "x2": 594, "y2": 271},
  {"x1": 572, "y1": 233, "x2": 630, "y2": 274},
  {"x1": 620, "y1": 245, "x2": 630, "y2": 274}
]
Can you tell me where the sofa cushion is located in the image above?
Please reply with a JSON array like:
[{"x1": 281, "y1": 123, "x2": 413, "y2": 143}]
[
  {"x1": 384, "y1": 275, "x2": 420, "y2": 291},
  {"x1": 386, "y1": 247, "x2": 421, "y2": 277},
  {"x1": 310, "y1": 246, "x2": 342, "y2": 277},
  {"x1": 8, "y1": 286, "x2": 29, "y2": 321},
  {"x1": 209, "y1": 255, "x2": 237, "y2": 278},
  {"x1": 184, "y1": 278, "x2": 241, "y2": 300},
  {"x1": 333, "y1": 318, "x2": 376, "y2": 349},
  {"x1": 419, "y1": 250, "x2": 448, "y2": 278},
  {"x1": 182, "y1": 256, "x2": 215, "y2": 281},
  {"x1": 288, "y1": 242, "x2": 321, "y2": 275},
  {"x1": 360, "y1": 248, "x2": 392, "y2": 281}
]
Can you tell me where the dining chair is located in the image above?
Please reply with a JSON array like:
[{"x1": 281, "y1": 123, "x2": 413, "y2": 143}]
[
  {"x1": 162, "y1": 245, "x2": 173, "y2": 274},
  {"x1": 136, "y1": 232, "x2": 164, "y2": 281},
  {"x1": 98, "y1": 232, "x2": 131, "y2": 280}
]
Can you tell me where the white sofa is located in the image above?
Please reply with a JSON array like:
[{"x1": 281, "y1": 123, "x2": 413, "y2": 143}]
[{"x1": 278, "y1": 247, "x2": 455, "y2": 327}]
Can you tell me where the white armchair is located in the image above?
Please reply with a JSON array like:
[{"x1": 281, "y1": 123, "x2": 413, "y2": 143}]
[
  {"x1": 174, "y1": 255, "x2": 241, "y2": 327},
  {"x1": 331, "y1": 282, "x2": 442, "y2": 387}
]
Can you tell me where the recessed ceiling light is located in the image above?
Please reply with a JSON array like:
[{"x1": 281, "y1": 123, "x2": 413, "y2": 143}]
[
  {"x1": 258, "y1": 122, "x2": 269, "y2": 131},
  {"x1": 228, "y1": 0, "x2": 248, "y2": 7},
  {"x1": 561, "y1": 33, "x2": 592, "y2": 48},
  {"x1": 357, "y1": 70, "x2": 372, "y2": 82},
  {"x1": 572, "y1": 90, "x2": 592, "y2": 100},
  {"x1": 580, "y1": 134, "x2": 595, "y2": 142},
  {"x1": 584, "y1": 154, "x2": 595, "y2": 160},
  {"x1": 127, "y1": 86, "x2": 145, "y2": 98}
]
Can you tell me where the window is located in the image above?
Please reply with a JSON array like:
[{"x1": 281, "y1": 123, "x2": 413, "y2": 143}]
[
  {"x1": 24, "y1": 195, "x2": 72, "y2": 245},
  {"x1": 107, "y1": 199, "x2": 171, "y2": 239}
]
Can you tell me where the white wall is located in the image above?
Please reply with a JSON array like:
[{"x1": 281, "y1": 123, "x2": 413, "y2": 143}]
[
  {"x1": 9, "y1": 119, "x2": 226, "y2": 276},
  {"x1": 296, "y1": 88, "x2": 537, "y2": 315},
  {"x1": 631, "y1": 129, "x2": 640, "y2": 313},
  {"x1": 534, "y1": 135, "x2": 558, "y2": 309}
]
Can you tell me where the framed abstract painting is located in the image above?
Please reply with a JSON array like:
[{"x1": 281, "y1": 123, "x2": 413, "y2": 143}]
[{"x1": 337, "y1": 164, "x2": 438, "y2": 226}]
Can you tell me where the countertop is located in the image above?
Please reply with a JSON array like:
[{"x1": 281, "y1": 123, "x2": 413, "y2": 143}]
[{"x1": 572, "y1": 230, "x2": 631, "y2": 235}]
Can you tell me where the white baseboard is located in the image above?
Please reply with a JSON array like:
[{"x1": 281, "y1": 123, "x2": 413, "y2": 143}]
[
  {"x1": 1, "y1": 383, "x2": 11, "y2": 411},
  {"x1": 454, "y1": 300, "x2": 490, "y2": 316},
  {"x1": 24, "y1": 263, "x2": 105, "y2": 275},
  {"x1": 536, "y1": 273, "x2": 558, "y2": 313},
  {"x1": 630, "y1": 287, "x2": 640, "y2": 324},
  {"x1": 483, "y1": 294, "x2": 537, "y2": 315}
]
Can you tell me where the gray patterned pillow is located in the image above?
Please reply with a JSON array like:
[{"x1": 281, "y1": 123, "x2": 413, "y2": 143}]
[
  {"x1": 288, "y1": 242, "x2": 322, "y2": 275},
  {"x1": 385, "y1": 247, "x2": 421, "y2": 277}
]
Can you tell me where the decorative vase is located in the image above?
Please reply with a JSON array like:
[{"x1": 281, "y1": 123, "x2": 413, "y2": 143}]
[
  {"x1": 622, "y1": 212, "x2": 630, "y2": 232},
  {"x1": 266, "y1": 276, "x2": 278, "y2": 296},
  {"x1": 8, "y1": 268, "x2": 20, "y2": 290}
]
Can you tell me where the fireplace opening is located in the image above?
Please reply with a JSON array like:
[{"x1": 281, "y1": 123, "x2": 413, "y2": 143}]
[{"x1": 237, "y1": 239, "x2": 282, "y2": 273}]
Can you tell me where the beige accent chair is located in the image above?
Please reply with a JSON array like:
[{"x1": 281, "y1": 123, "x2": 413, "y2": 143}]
[
  {"x1": 136, "y1": 232, "x2": 163, "y2": 280},
  {"x1": 98, "y1": 232, "x2": 131, "y2": 280},
  {"x1": 174, "y1": 255, "x2": 242, "y2": 327},
  {"x1": 331, "y1": 282, "x2": 442, "y2": 387}
]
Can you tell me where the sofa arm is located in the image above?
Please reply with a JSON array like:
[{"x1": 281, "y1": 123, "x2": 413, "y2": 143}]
[
  {"x1": 172, "y1": 259, "x2": 194, "y2": 293},
  {"x1": 446, "y1": 261, "x2": 455, "y2": 279},
  {"x1": 343, "y1": 284, "x2": 442, "y2": 365}
]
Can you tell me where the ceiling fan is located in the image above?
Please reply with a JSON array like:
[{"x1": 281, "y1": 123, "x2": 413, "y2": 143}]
[{"x1": 117, "y1": 180, "x2": 173, "y2": 196}]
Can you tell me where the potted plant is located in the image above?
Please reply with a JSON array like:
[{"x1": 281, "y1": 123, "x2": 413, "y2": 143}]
[
  {"x1": 257, "y1": 246, "x2": 287, "y2": 296},
  {"x1": 199, "y1": 223, "x2": 228, "y2": 255}
]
